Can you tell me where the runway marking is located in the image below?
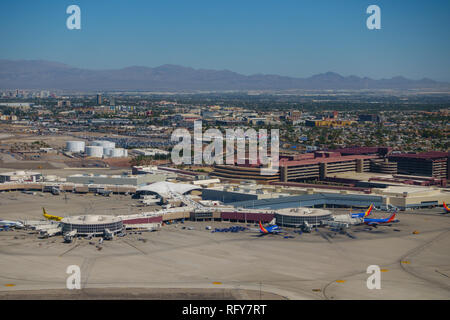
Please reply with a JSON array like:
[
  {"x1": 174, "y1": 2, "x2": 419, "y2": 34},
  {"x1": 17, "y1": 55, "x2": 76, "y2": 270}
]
[
  {"x1": 59, "y1": 243, "x2": 81, "y2": 257},
  {"x1": 399, "y1": 230, "x2": 450, "y2": 291},
  {"x1": 81, "y1": 257, "x2": 97, "y2": 290},
  {"x1": 435, "y1": 270, "x2": 449, "y2": 278},
  {"x1": 122, "y1": 240, "x2": 146, "y2": 255}
]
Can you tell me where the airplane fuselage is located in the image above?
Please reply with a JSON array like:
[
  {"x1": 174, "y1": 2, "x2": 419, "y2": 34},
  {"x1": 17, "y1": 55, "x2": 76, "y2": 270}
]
[
  {"x1": 363, "y1": 213, "x2": 396, "y2": 226},
  {"x1": 0, "y1": 220, "x2": 24, "y2": 228},
  {"x1": 259, "y1": 221, "x2": 280, "y2": 234}
]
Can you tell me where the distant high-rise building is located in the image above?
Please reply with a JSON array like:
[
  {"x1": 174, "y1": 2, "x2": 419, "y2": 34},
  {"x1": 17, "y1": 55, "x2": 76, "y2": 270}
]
[
  {"x1": 57, "y1": 100, "x2": 71, "y2": 107},
  {"x1": 288, "y1": 110, "x2": 302, "y2": 121},
  {"x1": 358, "y1": 114, "x2": 381, "y2": 122},
  {"x1": 96, "y1": 94, "x2": 102, "y2": 105}
]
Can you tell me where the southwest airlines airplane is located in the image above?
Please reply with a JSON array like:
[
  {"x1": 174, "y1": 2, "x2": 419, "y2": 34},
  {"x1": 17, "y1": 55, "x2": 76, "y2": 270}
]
[
  {"x1": 363, "y1": 213, "x2": 397, "y2": 227},
  {"x1": 351, "y1": 204, "x2": 373, "y2": 219},
  {"x1": 259, "y1": 221, "x2": 281, "y2": 235},
  {"x1": 443, "y1": 202, "x2": 450, "y2": 214}
]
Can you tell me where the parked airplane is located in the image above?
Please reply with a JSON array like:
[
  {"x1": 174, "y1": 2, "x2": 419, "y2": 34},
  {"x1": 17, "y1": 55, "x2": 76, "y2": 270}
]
[
  {"x1": 259, "y1": 221, "x2": 282, "y2": 235},
  {"x1": 0, "y1": 219, "x2": 24, "y2": 228},
  {"x1": 443, "y1": 202, "x2": 450, "y2": 214},
  {"x1": 363, "y1": 213, "x2": 397, "y2": 228},
  {"x1": 42, "y1": 208, "x2": 63, "y2": 221},
  {"x1": 351, "y1": 204, "x2": 373, "y2": 219}
]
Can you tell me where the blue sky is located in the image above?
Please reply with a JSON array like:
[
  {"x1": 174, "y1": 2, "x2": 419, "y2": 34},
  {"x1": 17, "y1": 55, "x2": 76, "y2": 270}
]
[{"x1": 0, "y1": 0, "x2": 449, "y2": 81}]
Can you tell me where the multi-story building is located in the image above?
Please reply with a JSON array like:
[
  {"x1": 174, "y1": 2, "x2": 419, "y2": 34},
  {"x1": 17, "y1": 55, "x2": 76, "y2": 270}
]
[
  {"x1": 212, "y1": 151, "x2": 380, "y2": 182},
  {"x1": 388, "y1": 152, "x2": 449, "y2": 179}
]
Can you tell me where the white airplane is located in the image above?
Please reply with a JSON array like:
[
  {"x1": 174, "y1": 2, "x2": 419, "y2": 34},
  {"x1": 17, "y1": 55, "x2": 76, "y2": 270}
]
[{"x1": 0, "y1": 219, "x2": 24, "y2": 228}]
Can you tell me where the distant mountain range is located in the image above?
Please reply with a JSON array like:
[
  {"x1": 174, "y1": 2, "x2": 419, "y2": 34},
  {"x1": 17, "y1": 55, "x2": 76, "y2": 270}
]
[{"x1": 0, "y1": 59, "x2": 448, "y2": 91}]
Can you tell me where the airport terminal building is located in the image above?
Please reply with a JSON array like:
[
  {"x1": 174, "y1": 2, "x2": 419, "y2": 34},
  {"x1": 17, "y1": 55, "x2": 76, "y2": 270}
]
[
  {"x1": 61, "y1": 215, "x2": 123, "y2": 236},
  {"x1": 275, "y1": 208, "x2": 333, "y2": 227}
]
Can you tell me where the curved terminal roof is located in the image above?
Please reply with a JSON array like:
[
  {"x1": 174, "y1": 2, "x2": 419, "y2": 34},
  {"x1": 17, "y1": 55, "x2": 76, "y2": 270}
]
[
  {"x1": 62, "y1": 215, "x2": 121, "y2": 225},
  {"x1": 276, "y1": 207, "x2": 331, "y2": 217},
  {"x1": 136, "y1": 181, "x2": 201, "y2": 198}
]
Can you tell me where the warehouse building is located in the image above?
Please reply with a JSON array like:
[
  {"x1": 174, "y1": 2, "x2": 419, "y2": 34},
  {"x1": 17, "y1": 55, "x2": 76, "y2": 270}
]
[{"x1": 0, "y1": 171, "x2": 42, "y2": 183}]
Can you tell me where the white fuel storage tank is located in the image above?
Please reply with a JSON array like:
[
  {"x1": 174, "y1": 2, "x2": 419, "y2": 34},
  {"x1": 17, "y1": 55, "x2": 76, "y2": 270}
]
[
  {"x1": 66, "y1": 141, "x2": 85, "y2": 153},
  {"x1": 85, "y1": 146, "x2": 103, "y2": 158}
]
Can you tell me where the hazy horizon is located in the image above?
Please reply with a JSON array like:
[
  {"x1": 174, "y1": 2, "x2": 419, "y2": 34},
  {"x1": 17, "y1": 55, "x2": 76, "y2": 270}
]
[
  {"x1": 1, "y1": 1, "x2": 449, "y2": 81},
  {"x1": 1, "y1": 58, "x2": 448, "y2": 83}
]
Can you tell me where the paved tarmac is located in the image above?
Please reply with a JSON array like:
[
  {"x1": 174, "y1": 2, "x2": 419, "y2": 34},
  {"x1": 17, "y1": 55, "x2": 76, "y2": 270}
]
[{"x1": 0, "y1": 192, "x2": 449, "y2": 299}]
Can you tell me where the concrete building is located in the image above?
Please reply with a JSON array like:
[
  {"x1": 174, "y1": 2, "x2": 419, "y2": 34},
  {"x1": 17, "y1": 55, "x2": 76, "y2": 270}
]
[
  {"x1": 226, "y1": 185, "x2": 450, "y2": 211},
  {"x1": 132, "y1": 148, "x2": 170, "y2": 156},
  {"x1": 388, "y1": 152, "x2": 449, "y2": 179},
  {"x1": 305, "y1": 120, "x2": 354, "y2": 127},
  {"x1": 0, "y1": 171, "x2": 42, "y2": 183},
  {"x1": 229, "y1": 192, "x2": 383, "y2": 210},
  {"x1": 213, "y1": 164, "x2": 280, "y2": 182},
  {"x1": 66, "y1": 173, "x2": 169, "y2": 186},
  {"x1": 212, "y1": 151, "x2": 379, "y2": 182},
  {"x1": 202, "y1": 184, "x2": 290, "y2": 203},
  {"x1": 369, "y1": 158, "x2": 398, "y2": 174},
  {"x1": 372, "y1": 185, "x2": 450, "y2": 210}
]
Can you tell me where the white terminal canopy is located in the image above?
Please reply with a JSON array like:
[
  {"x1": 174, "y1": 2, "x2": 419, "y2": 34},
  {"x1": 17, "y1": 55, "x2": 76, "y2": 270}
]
[{"x1": 136, "y1": 181, "x2": 201, "y2": 198}]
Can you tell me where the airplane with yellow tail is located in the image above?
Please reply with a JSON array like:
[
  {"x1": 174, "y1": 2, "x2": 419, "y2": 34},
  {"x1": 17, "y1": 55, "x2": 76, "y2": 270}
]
[
  {"x1": 42, "y1": 208, "x2": 63, "y2": 221},
  {"x1": 350, "y1": 204, "x2": 373, "y2": 219}
]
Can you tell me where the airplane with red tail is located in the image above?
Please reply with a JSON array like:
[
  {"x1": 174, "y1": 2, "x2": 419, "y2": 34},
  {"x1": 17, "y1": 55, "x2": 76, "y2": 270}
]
[
  {"x1": 259, "y1": 221, "x2": 281, "y2": 234},
  {"x1": 363, "y1": 213, "x2": 397, "y2": 228}
]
